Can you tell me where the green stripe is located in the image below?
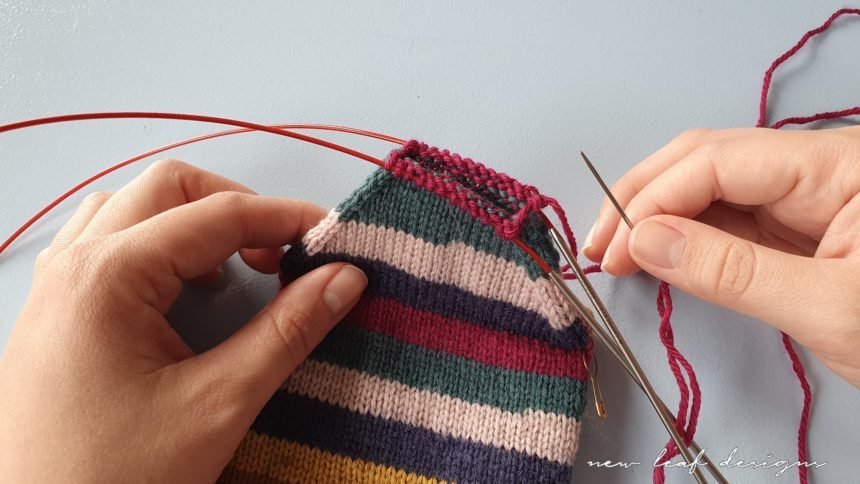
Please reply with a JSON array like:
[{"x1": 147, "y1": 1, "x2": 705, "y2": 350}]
[
  {"x1": 309, "y1": 324, "x2": 587, "y2": 419},
  {"x1": 336, "y1": 169, "x2": 560, "y2": 280}
]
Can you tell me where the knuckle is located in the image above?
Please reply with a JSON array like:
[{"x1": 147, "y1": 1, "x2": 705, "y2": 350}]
[
  {"x1": 686, "y1": 141, "x2": 725, "y2": 173},
  {"x1": 144, "y1": 159, "x2": 190, "y2": 182},
  {"x1": 818, "y1": 130, "x2": 857, "y2": 161},
  {"x1": 50, "y1": 243, "x2": 95, "y2": 283},
  {"x1": 82, "y1": 191, "x2": 112, "y2": 206},
  {"x1": 60, "y1": 241, "x2": 95, "y2": 268},
  {"x1": 174, "y1": 370, "x2": 248, "y2": 432},
  {"x1": 52, "y1": 239, "x2": 117, "y2": 284},
  {"x1": 35, "y1": 247, "x2": 51, "y2": 264},
  {"x1": 694, "y1": 139, "x2": 722, "y2": 159},
  {"x1": 703, "y1": 240, "x2": 757, "y2": 298},
  {"x1": 266, "y1": 306, "x2": 316, "y2": 363},
  {"x1": 206, "y1": 190, "x2": 253, "y2": 231},
  {"x1": 675, "y1": 128, "x2": 711, "y2": 146},
  {"x1": 33, "y1": 247, "x2": 52, "y2": 272},
  {"x1": 207, "y1": 190, "x2": 249, "y2": 207},
  {"x1": 609, "y1": 175, "x2": 638, "y2": 201}
]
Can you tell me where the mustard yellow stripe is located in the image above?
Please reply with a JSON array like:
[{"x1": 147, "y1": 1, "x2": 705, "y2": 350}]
[{"x1": 225, "y1": 430, "x2": 446, "y2": 484}]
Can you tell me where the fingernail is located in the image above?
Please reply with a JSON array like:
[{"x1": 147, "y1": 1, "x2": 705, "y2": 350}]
[
  {"x1": 601, "y1": 244, "x2": 612, "y2": 272},
  {"x1": 582, "y1": 224, "x2": 596, "y2": 253},
  {"x1": 630, "y1": 221, "x2": 686, "y2": 269},
  {"x1": 323, "y1": 265, "x2": 368, "y2": 315}
]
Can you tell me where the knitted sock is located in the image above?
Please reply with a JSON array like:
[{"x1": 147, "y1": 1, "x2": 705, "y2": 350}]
[{"x1": 219, "y1": 142, "x2": 590, "y2": 483}]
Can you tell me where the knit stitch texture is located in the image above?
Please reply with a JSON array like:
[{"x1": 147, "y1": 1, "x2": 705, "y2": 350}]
[{"x1": 219, "y1": 142, "x2": 590, "y2": 483}]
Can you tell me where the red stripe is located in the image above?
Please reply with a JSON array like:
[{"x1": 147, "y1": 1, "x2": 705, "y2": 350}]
[{"x1": 343, "y1": 296, "x2": 587, "y2": 380}]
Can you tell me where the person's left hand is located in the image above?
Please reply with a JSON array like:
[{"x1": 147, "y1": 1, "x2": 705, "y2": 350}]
[{"x1": 0, "y1": 160, "x2": 368, "y2": 483}]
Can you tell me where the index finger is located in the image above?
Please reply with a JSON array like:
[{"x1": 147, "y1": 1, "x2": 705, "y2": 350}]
[
  {"x1": 78, "y1": 159, "x2": 258, "y2": 240},
  {"x1": 601, "y1": 129, "x2": 826, "y2": 275},
  {"x1": 113, "y1": 191, "x2": 326, "y2": 311},
  {"x1": 583, "y1": 128, "x2": 723, "y2": 262}
]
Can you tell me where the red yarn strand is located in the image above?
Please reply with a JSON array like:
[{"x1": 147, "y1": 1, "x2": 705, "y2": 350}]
[
  {"x1": 653, "y1": 281, "x2": 702, "y2": 484},
  {"x1": 771, "y1": 107, "x2": 860, "y2": 130},
  {"x1": 754, "y1": 8, "x2": 860, "y2": 484},
  {"x1": 782, "y1": 333, "x2": 813, "y2": 484},
  {"x1": 758, "y1": 8, "x2": 860, "y2": 129}
]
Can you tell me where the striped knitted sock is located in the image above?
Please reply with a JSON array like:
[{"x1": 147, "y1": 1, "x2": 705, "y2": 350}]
[{"x1": 219, "y1": 142, "x2": 590, "y2": 483}]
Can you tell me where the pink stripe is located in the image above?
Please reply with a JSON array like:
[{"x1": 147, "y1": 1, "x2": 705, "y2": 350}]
[
  {"x1": 345, "y1": 296, "x2": 587, "y2": 380},
  {"x1": 284, "y1": 359, "x2": 580, "y2": 464}
]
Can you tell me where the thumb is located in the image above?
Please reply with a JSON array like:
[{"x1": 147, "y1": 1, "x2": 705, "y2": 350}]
[
  {"x1": 627, "y1": 214, "x2": 839, "y2": 338},
  {"x1": 186, "y1": 262, "x2": 367, "y2": 412}
]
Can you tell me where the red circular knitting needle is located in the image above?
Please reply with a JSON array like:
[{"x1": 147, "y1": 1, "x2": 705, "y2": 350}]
[
  {"x1": 0, "y1": 112, "x2": 559, "y2": 276},
  {"x1": 0, "y1": 117, "x2": 404, "y2": 257},
  {"x1": 0, "y1": 112, "x2": 397, "y2": 165},
  {"x1": 0, "y1": 115, "x2": 403, "y2": 256}
]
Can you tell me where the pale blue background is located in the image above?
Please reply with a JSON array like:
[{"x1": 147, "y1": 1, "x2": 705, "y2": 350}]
[{"x1": 2, "y1": 2, "x2": 859, "y2": 482}]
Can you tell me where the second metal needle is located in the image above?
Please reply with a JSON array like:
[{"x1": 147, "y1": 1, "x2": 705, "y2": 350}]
[
  {"x1": 575, "y1": 151, "x2": 728, "y2": 484},
  {"x1": 547, "y1": 232, "x2": 708, "y2": 484}
]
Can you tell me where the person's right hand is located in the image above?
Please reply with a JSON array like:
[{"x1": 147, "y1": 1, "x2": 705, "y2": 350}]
[{"x1": 582, "y1": 126, "x2": 860, "y2": 388}]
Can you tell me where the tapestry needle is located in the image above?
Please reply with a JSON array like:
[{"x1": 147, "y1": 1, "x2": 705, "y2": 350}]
[
  {"x1": 573, "y1": 151, "x2": 729, "y2": 484},
  {"x1": 580, "y1": 151, "x2": 633, "y2": 229}
]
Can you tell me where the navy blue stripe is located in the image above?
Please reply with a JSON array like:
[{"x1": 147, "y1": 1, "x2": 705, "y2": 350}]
[
  {"x1": 252, "y1": 392, "x2": 573, "y2": 483},
  {"x1": 280, "y1": 250, "x2": 587, "y2": 350}
]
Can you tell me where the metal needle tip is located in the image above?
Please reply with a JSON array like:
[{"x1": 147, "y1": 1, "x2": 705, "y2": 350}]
[{"x1": 579, "y1": 151, "x2": 633, "y2": 229}]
